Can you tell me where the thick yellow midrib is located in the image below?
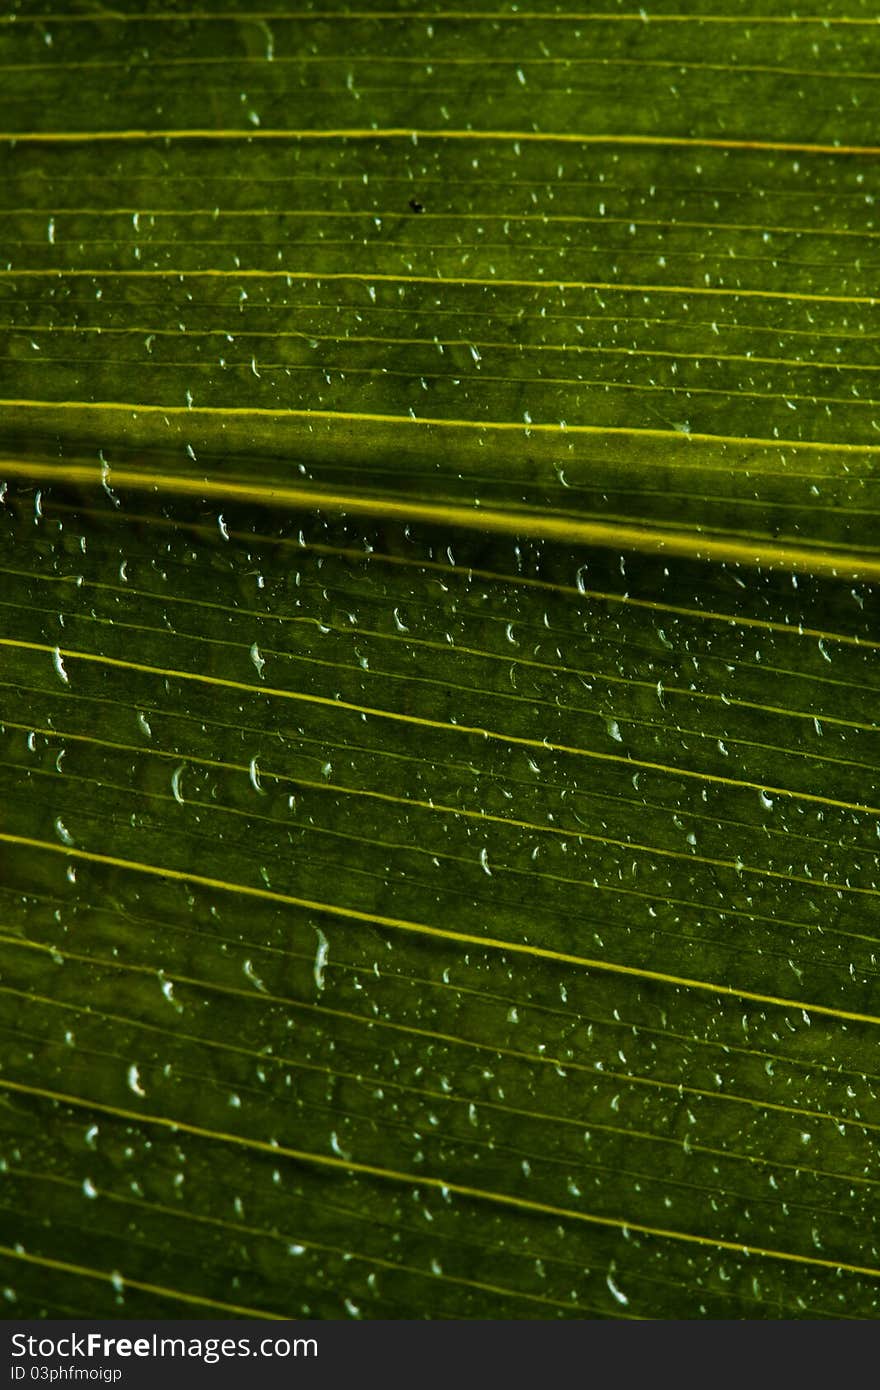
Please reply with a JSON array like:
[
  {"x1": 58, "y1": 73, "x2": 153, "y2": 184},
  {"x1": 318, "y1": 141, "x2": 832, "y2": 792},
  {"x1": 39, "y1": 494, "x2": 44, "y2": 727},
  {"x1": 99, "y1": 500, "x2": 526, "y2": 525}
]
[
  {"x1": 1, "y1": 458, "x2": 879, "y2": 582},
  {"x1": 37, "y1": 499, "x2": 880, "y2": 654}
]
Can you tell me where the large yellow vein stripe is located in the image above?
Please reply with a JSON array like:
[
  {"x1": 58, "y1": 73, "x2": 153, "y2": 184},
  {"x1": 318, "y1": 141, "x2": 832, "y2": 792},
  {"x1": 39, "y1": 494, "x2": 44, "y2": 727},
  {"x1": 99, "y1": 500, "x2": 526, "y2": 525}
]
[
  {"x1": 1, "y1": 1078, "x2": 878, "y2": 1284},
  {"x1": 0, "y1": 1243, "x2": 284, "y2": 1319},
  {"x1": 0, "y1": 270, "x2": 875, "y2": 308},
  {"x1": 3, "y1": 10, "x2": 880, "y2": 24},
  {"x1": 2, "y1": 129, "x2": 878, "y2": 158},
  {"x1": 1, "y1": 831, "x2": 878, "y2": 1030},
  {"x1": 40, "y1": 503, "x2": 880, "y2": 653},
  {"x1": 0, "y1": 415, "x2": 873, "y2": 454},
  {"x1": 1, "y1": 457, "x2": 878, "y2": 580}
]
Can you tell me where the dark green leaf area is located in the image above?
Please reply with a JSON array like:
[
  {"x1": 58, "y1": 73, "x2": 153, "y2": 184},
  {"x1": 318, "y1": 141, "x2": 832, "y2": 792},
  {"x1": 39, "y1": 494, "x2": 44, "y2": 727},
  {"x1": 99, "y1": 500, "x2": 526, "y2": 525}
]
[{"x1": 1, "y1": 486, "x2": 879, "y2": 1318}]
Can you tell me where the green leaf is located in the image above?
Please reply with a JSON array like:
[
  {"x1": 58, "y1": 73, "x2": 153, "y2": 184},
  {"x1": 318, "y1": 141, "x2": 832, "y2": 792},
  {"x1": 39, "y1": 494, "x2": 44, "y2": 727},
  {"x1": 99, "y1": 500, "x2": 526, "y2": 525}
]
[{"x1": 1, "y1": 0, "x2": 880, "y2": 1321}]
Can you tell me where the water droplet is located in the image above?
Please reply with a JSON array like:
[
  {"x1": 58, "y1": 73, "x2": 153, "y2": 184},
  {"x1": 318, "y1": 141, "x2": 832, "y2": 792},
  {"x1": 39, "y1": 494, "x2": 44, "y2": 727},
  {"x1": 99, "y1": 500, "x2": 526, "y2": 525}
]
[
  {"x1": 257, "y1": 19, "x2": 274, "y2": 59},
  {"x1": 52, "y1": 647, "x2": 69, "y2": 684},
  {"x1": 159, "y1": 975, "x2": 182, "y2": 1012},
  {"x1": 249, "y1": 756, "x2": 265, "y2": 793},
  {"x1": 314, "y1": 927, "x2": 329, "y2": 992},
  {"x1": 54, "y1": 818, "x2": 74, "y2": 847},
  {"x1": 606, "y1": 1272, "x2": 629, "y2": 1305},
  {"x1": 243, "y1": 958, "x2": 267, "y2": 992},
  {"x1": 330, "y1": 1131, "x2": 351, "y2": 1160},
  {"x1": 171, "y1": 764, "x2": 185, "y2": 804},
  {"x1": 127, "y1": 1064, "x2": 146, "y2": 1098}
]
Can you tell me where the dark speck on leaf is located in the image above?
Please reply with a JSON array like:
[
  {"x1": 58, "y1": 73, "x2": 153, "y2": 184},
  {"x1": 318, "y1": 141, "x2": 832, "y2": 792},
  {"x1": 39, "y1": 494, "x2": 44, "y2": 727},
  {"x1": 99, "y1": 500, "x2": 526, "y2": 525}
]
[{"x1": 408, "y1": 197, "x2": 425, "y2": 213}]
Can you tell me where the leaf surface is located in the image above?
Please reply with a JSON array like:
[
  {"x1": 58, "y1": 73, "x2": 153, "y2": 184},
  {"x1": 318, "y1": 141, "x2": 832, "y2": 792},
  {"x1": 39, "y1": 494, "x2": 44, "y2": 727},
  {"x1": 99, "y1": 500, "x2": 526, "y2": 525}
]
[{"x1": 1, "y1": 0, "x2": 880, "y2": 1320}]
